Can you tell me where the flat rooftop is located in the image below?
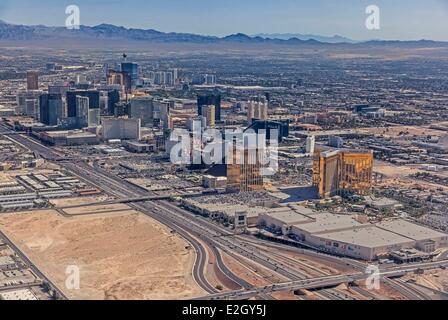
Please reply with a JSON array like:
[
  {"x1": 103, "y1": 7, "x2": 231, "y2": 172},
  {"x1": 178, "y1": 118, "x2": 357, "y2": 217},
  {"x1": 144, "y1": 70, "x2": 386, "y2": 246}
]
[
  {"x1": 261, "y1": 208, "x2": 314, "y2": 225},
  {"x1": 318, "y1": 226, "x2": 414, "y2": 249},
  {"x1": 377, "y1": 220, "x2": 448, "y2": 241},
  {"x1": 292, "y1": 213, "x2": 364, "y2": 235}
]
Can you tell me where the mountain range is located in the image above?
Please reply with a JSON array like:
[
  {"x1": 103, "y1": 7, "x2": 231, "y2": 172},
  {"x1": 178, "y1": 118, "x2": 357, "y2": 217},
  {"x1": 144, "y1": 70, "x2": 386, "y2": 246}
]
[
  {"x1": 0, "y1": 20, "x2": 446, "y2": 46},
  {"x1": 253, "y1": 33, "x2": 357, "y2": 43}
]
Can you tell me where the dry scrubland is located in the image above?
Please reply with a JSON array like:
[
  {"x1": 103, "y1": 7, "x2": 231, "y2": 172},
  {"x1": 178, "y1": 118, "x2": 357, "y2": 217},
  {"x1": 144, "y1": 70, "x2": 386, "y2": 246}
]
[{"x1": 0, "y1": 209, "x2": 204, "y2": 300}]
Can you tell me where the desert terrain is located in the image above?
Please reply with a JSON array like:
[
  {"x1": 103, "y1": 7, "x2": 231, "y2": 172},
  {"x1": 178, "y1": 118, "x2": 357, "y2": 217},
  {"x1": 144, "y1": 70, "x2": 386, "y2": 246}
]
[{"x1": 0, "y1": 209, "x2": 205, "y2": 300}]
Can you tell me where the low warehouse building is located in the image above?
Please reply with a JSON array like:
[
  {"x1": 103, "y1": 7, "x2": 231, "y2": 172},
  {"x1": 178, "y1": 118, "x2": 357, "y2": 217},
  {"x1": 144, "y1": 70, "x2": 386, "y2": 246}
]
[
  {"x1": 290, "y1": 213, "x2": 364, "y2": 241},
  {"x1": 313, "y1": 226, "x2": 414, "y2": 261},
  {"x1": 259, "y1": 208, "x2": 314, "y2": 234},
  {"x1": 377, "y1": 220, "x2": 448, "y2": 252},
  {"x1": 258, "y1": 205, "x2": 448, "y2": 260}
]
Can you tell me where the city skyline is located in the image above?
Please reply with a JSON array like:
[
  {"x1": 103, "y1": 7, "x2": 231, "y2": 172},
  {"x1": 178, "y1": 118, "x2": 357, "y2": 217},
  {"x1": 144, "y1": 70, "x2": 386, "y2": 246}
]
[
  {"x1": 1, "y1": 0, "x2": 448, "y2": 306},
  {"x1": 0, "y1": 0, "x2": 448, "y2": 41}
]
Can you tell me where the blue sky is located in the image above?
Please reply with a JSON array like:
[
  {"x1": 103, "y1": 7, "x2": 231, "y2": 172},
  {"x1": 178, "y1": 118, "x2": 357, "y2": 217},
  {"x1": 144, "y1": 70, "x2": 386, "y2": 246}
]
[{"x1": 0, "y1": 0, "x2": 447, "y2": 40}]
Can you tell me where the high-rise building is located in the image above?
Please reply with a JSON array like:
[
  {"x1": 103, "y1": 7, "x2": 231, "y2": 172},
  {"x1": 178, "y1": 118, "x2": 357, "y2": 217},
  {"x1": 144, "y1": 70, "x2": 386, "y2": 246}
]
[
  {"x1": 201, "y1": 105, "x2": 216, "y2": 128},
  {"x1": 102, "y1": 118, "x2": 141, "y2": 141},
  {"x1": 153, "y1": 100, "x2": 171, "y2": 129},
  {"x1": 107, "y1": 90, "x2": 120, "y2": 116},
  {"x1": 114, "y1": 102, "x2": 130, "y2": 117},
  {"x1": 204, "y1": 74, "x2": 217, "y2": 85},
  {"x1": 121, "y1": 62, "x2": 139, "y2": 86},
  {"x1": 39, "y1": 94, "x2": 64, "y2": 126},
  {"x1": 25, "y1": 99, "x2": 38, "y2": 118},
  {"x1": 226, "y1": 137, "x2": 265, "y2": 193},
  {"x1": 313, "y1": 148, "x2": 374, "y2": 198},
  {"x1": 172, "y1": 68, "x2": 179, "y2": 83},
  {"x1": 245, "y1": 120, "x2": 289, "y2": 142},
  {"x1": 247, "y1": 97, "x2": 268, "y2": 123},
  {"x1": 26, "y1": 71, "x2": 39, "y2": 91},
  {"x1": 16, "y1": 90, "x2": 42, "y2": 115},
  {"x1": 153, "y1": 70, "x2": 177, "y2": 86},
  {"x1": 130, "y1": 96, "x2": 154, "y2": 126},
  {"x1": 198, "y1": 94, "x2": 221, "y2": 121},
  {"x1": 76, "y1": 96, "x2": 89, "y2": 128},
  {"x1": 46, "y1": 63, "x2": 56, "y2": 71},
  {"x1": 66, "y1": 90, "x2": 100, "y2": 118},
  {"x1": 107, "y1": 70, "x2": 131, "y2": 94},
  {"x1": 306, "y1": 136, "x2": 316, "y2": 154},
  {"x1": 88, "y1": 109, "x2": 100, "y2": 127},
  {"x1": 165, "y1": 72, "x2": 174, "y2": 86}
]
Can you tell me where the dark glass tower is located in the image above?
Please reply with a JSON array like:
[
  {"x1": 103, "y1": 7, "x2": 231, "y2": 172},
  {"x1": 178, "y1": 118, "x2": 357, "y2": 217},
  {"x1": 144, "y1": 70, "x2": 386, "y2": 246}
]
[
  {"x1": 107, "y1": 90, "x2": 120, "y2": 116},
  {"x1": 39, "y1": 94, "x2": 63, "y2": 126},
  {"x1": 197, "y1": 94, "x2": 221, "y2": 121},
  {"x1": 121, "y1": 62, "x2": 139, "y2": 85},
  {"x1": 66, "y1": 90, "x2": 100, "y2": 117}
]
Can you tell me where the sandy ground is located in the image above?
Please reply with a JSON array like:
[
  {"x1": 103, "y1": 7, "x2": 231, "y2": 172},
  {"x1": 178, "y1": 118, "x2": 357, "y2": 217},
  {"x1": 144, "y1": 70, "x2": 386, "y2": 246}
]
[
  {"x1": 358, "y1": 126, "x2": 445, "y2": 138},
  {"x1": 221, "y1": 251, "x2": 286, "y2": 288},
  {"x1": 62, "y1": 203, "x2": 133, "y2": 215},
  {"x1": 50, "y1": 196, "x2": 111, "y2": 207},
  {"x1": 0, "y1": 210, "x2": 205, "y2": 300},
  {"x1": 406, "y1": 269, "x2": 448, "y2": 293},
  {"x1": 374, "y1": 160, "x2": 422, "y2": 179}
]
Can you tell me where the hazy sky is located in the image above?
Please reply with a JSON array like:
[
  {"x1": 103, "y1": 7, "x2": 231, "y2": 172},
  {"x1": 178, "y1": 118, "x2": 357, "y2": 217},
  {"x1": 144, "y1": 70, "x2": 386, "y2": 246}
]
[{"x1": 0, "y1": 0, "x2": 447, "y2": 40}]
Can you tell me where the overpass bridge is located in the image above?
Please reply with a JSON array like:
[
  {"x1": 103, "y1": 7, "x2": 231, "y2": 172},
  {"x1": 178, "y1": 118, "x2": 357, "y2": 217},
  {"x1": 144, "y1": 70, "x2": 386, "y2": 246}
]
[{"x1": 199, "y1": 260, "x2": 448, "y2": 300}]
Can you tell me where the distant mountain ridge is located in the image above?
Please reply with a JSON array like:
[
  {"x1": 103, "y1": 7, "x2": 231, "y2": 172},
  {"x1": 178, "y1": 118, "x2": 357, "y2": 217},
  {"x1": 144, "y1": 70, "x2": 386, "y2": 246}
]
[
  {"x1": 0, "y1": 20, "x2": 446, "y2": 46},
  {"x1": 253, "y1": 33, "x2": 357, "y2": 43}
]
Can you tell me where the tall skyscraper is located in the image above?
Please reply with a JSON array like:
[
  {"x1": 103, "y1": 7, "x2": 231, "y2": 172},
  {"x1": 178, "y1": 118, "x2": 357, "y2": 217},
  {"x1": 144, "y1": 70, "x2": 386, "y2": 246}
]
[
  {"x1": 226, "y1": 140, "x2": 265, "y2": 193},
  {"x1": 201, "y1": 105, "x2": 216, "y2": 128},
  {"x1": 16, "y1": 90, "x2": 42, "y2": 115},
  {"x1": 26, "y1": 71, "x2": 39, "y2": 91},
  {"x1": 198, "y1": 94, "x2": 221, "y2": 121},
  {"x1": 25, "y1": 99, "x2": 38, "y2": 118},
  {"x1": 153, "y1": 100, "x2": 171, "y2": 129},
  {"x1": 107, "y1": 90, "x2": 120, "y2": 116},
  {"x1": 130, "y1": 96, "x2": 154, "y2": 126},
  {"x1": 306, "y1": 136, "x2": 316, "y2": 154},
  {"x1": 39, "y1": 94, "x2": 64, "y2": 126},
  {"x1": 172, "y1": 68, "x2": 179, "y2": 83},
  {"x1": 76, "y1": 96, "x2": 89, "y2": 128},
  {"x1": 121, "y1": 62, "x2": 139, "y2": 86},
  {"x1": 204, "y1": 74, "x2": 217, "y2": 85},
  {"x1": 66, "y1": 90, "x2": 100, "y2": 118},
  {"x1": 107, "y1": 70, "x2": 131, "y2": 94},
  {"x1": 247, "y1": 97, "x2": 268, "y2": 124},
  {"x1": 313, "y1": 148, "x2": 374, "y2": 198},
  {"x1": 88, "y1": 109, "x2": 100, "y2": 127}
]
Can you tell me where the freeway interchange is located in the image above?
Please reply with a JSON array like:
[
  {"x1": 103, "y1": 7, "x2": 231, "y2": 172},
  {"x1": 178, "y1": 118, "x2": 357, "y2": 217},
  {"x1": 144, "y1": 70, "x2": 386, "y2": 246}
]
[{"x1": 2, "y1": 126, "x2": 447, "y2": 301}]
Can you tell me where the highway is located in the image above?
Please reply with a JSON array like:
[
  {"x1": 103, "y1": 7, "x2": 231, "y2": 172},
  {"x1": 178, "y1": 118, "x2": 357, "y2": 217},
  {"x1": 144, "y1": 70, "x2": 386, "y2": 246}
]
[
  {"x1": 199, "y1": 260, "x2": 448, "y2": 300},
  {"x1": 5, "y1": 131, "x2": 300, "y2": 297},
  {"x1": 3, "y1": 127, "x2": 445, "y2": 301},
  {"x1": 0, "y1": 229, "x2": 68, "y2": 300},
  {"x1": 238, "y1": 237, "x2": 431, "y2": 300}
]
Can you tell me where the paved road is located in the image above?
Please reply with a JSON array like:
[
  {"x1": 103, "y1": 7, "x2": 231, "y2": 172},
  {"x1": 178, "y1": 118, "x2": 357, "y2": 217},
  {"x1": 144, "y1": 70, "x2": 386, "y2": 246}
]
[
  {"x1": 4, "y1": 129, "x2": 441, "y2": 301},
  {"x1": 199, "y1": 260, "x2": 448, "y2": 300},
  {"x1": 0, "y1": 230, "x2": 68, "y2": 299},
  {"x1": 0, "y1": 130, "x2": 227, "y2": 295}
]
